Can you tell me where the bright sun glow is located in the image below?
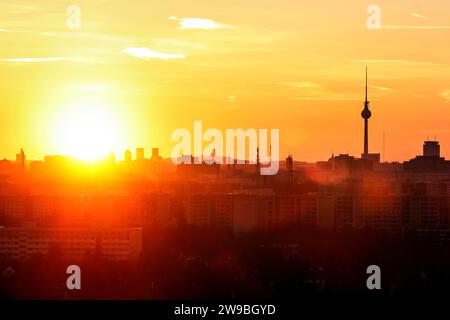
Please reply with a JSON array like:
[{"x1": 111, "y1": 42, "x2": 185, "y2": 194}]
[{"x1": 54, "y1": 100, "x2": 123, "y2": 162}]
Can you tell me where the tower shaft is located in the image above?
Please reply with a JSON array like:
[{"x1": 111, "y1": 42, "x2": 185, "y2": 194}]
[{"x1": 364, "y1": 118, "x2": 368, "y2": 155}]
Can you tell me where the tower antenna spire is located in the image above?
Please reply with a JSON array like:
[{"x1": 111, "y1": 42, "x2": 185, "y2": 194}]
[{"x1": 365, "y1": 66, "x2": 368, "y2": 103}]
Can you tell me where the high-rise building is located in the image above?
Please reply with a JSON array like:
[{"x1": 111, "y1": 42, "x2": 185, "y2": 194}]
[
  {"x1": 0, "y1": 227, "x2": 142, "y2": 262},
  {"x1": 232, "y1": 190, "x2": 275, "y2": 233},
  {"x1": 124, "y1": 149, "x2": 132, "y2": 162},
  {"x1": 136, "y1": 148, "x2": 144, "y2": 161},
  {"x1": 286, "y1": 155, "x2": 294, "y2": 185},
  {"x1": 404, "y1": 140, "x2": 450, "y2": 173},
  {"x1": 423, "y1": 141, "x2": 440, "y2": 157},
  {"x1": 15, "y1": 148, "x2": 25, "y2": 171}
]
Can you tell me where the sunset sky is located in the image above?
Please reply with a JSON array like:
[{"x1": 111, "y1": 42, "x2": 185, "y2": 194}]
[{"x1": 0, "y1": 0, "x2": 449, "y2": 162}]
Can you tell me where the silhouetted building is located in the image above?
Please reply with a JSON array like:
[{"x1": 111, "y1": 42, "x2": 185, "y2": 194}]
[
  {"x1": 232, "y1": 189, "x2": 275, "y2": 233},
  {"x1": 15, "y1": 149, "x2": 25, "y2": 171},
  {"x1": 29, "y1": 160, "x2": 44, "y2": 175},
  {"x1": 404, "y1": 140, "x2": 450, "y2": 173},
  {"x1": 151, "y1": 148, "x2": 160, "y2": 159},
  {"x1": 325, "y1": 154, "x2": 372, "y2": 172},
  {"x1": 136, "y1": 148, "x2": 144, "y2": 161},
  {"x1": 0, "y1": 158, "x2": 13, "y2": 174},
  {"x1": 176, "y1": 155, "x2": 220, "y2": 177},
  {"x1": 43, "y1": 155, "x2": 73, "y2": 174},
  {"x1": 0, "y1": 226, "x2": 142, "y2": 262},
  {"x1": 124, "y1": 149, "x2": 132, "y2": 162},
  {"x1": 286, "y1": 155, "x2": 294, "y2": 185},
  {"x1": 423, "y1": 140, "x2": 440, "y2": 157},
  {"x1": 186, "y1": 193, "x2": 233, "y2": 228}
]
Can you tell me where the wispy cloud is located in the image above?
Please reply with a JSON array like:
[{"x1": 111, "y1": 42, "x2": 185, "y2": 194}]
[
  {"x1": 293, "y1": 97, "x2": 360, "y2": 102},
  {"x1": 260, "y1": 81, "x2": 319, "y2": 88},
  {"x1": 290, "y1": 82, "x2": 319, "y2": 88},
  {"x1": 0, "y1": 3, "x2": 38, "y2": 15},
  {"x1": 381, "y1": 25, "x2": 450, "y2": 30},
  {"x1": 410, "y1": 12, "x2": 427, "y2": 19},
  {"x1": 169, "y1": 16, "x2": 230, "y2": 30},
  {"x1": 349, "y1": 59, "x2": 438, "y2": 66},
  {"x1": 366, "y1": 85, "x2": 391, "y2": 91},
  {"x1": 123, "y1": 47, "x2": 186, "y2": 60},
  {"x1": 402, "y1": 8, "x2": 427, "y2": 19},
  {"x1": 226, "y1": 95, "x2": 239, "y2": 110},
  {"x1": 440, "y1": 90, "x2": 450, "y2": 102},
  {"x1": 0, "y1": 28, "x2": 56, "y2": 36},
  {"x1": 0, "y1": 57, "x2": 81, "y2": 63},
  {"x1": 227, "y1": 95, "x2": 236, "y2": 103}
]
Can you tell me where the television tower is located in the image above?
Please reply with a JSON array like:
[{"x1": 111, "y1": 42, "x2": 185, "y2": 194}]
[{"x1": 361, "y1": 66, "x2": 372, "y2": 156}]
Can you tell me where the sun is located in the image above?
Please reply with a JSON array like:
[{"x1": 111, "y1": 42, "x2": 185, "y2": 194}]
[{"x1": 53, "y1": 100, "x2": 123, "y2": 162}]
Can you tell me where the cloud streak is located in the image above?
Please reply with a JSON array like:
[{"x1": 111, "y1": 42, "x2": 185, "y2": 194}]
[
  {"x1": 293, "y1": 97, "x2": 361, "y2": 102},
  {"x1": 381, "y1": 25, "x2": 450, "y2": 30},
  {"x1": 260, "y1": 81, "x2": 319, "y2": 89},
  {"x1": 349, "y1": 59, "x2": 439, "y2": 66},
  {"x1": 366, "y1": 85, "x2": 391, "y2": 91},
  {"x1": 0, "y1": 57, "x2": 81, "y2": 63},
  {"x1": 410, "y1": 13, "x2": 427, "y2": 19},
  {"x1": 123, "y1": 47, "x2": 186, "y2": 60},
  {"x1": 169, "y1": 16, "x2": 230, "y2": 30},
  {"x1": 440, "y1": 90, "x2": 450, "y2": 102}
]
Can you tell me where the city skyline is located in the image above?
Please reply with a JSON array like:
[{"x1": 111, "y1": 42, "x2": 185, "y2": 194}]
[
  {"x1": 0, "y1": 136, "x2": 448, "y2": 164},
  {"x1": 0, "y1": 67, "x2": 448, "y2": 166}
]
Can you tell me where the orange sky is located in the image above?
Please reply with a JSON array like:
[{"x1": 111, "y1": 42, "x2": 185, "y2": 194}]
[{"x1": 0, "y1": 0, "x2": 449, "y2": 162}]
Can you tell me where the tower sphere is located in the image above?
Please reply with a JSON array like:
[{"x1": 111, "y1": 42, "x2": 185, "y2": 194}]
[{"x1": 361, "y1": 104, "x2": 371, "y2": 119}]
